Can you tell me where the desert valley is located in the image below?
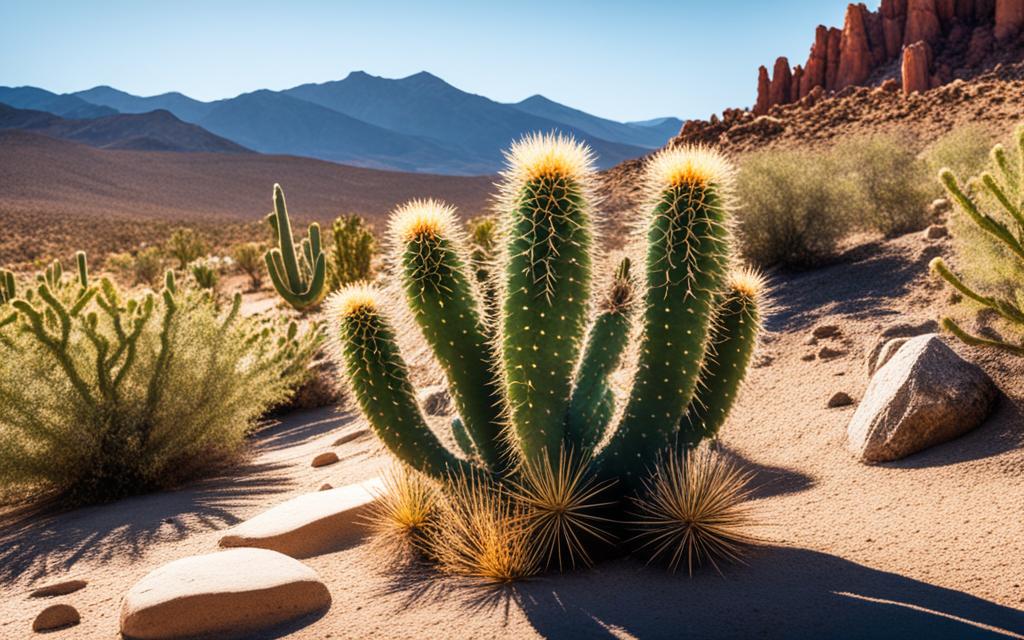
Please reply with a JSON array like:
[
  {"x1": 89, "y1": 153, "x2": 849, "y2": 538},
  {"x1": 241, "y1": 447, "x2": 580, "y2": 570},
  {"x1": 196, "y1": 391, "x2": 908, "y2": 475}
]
[{"x1": 1, "y1": 1, "x2": 1024, "y2": 639}]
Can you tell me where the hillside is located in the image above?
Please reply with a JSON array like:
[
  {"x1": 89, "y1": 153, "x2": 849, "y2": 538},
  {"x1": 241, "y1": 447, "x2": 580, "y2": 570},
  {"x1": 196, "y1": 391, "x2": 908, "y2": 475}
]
[
  {"x1": 0, "y1": 86, "x2": 116, "y2": 119},
  {"x1": 0, "y1": 104, "x2": 250, "y2": 153},
  {"x1": 0, "y1": 130, "x2": 493, "y2": 266},
  {"x1": 512, "y1": 94, "x2": 679, "y2": 148}
]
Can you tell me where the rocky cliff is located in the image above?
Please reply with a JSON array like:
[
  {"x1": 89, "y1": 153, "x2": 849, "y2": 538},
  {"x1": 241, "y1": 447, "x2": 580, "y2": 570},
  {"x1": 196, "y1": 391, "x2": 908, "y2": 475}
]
[{"x1": 754, "y1": 0, "x2": 1024, "y2": 113}]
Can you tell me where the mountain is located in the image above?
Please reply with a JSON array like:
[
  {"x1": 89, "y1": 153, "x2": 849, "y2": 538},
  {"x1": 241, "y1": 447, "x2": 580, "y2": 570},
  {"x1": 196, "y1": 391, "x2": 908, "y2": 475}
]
[
  {"x1": 190, "y1": 89, "x2": 470, "y2": 173},
  {"x1": 624, "y1": 116, "x2": 684, "y2": 142},
  {"x1": 0, "y1": 103, "x2": 250, "y2": 153},
  {"x1": 0, "y1": 86, "x2": 116, "y2": 119},
  {"x1": 74, "y1": 85, "x2": 214, "y2": 122},
  {"x1": 282, "y1": 71, "x2": 648, "y2": 170},
  {"x1": 511, "y1": 95, "x2": 678, "y2": 148}
]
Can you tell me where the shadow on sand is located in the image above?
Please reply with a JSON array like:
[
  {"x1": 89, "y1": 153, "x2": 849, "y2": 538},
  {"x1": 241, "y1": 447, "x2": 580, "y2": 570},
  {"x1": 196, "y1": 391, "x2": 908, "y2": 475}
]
[{"x1": 455, "y1": 547, "x2": 1023, "y2": 640}]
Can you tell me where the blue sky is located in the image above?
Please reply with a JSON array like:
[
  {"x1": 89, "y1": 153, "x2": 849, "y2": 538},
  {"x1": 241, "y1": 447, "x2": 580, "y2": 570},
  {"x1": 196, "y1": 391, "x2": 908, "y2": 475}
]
[{"x1": 0, "y1": 1, "x2": 852, "y2": 122}]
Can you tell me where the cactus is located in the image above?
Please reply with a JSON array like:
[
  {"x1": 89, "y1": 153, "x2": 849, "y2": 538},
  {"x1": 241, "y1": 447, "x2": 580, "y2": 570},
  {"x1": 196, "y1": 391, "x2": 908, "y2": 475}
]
[
  {"x1": 265, "y1": 136, "x2": 763, "y2": 571},
  {"x1": 328, "y1": 214, "x2": 376, "y2": 289},
  {"x1": 0, "y1": 269, "x2": 15, "y2": 305},
  {"x1": 931, "y1": 125, "x2": 1024, "y2": 354},
  {"x1": 265, "y1": 184, "x2": 327, "y2": 311}
]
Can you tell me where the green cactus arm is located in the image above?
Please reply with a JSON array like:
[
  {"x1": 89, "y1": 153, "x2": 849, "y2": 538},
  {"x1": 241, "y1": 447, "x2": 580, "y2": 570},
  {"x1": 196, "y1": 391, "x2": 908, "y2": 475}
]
[
  {"x1": 930, "y1": 258, "x2": 1024, "y2": 325},
  {"x1": 598, "y1": 148, "x2": 734, "y2": 487},
  {"x1": 75, "y1": 251, "x2": 89, "y2": 288},
  {"x1": 981, "y1": 173, "x2": 1024, "y2": 230},
  {"x1": 390, "y1": 201, "x2": 509, "y2": 473},
  {"x1": 941, "y1": 317, "x2": 1024, "y2": 356},
  {"x1": 264, "y1": 185, "x2": 327, "y2": 311},
  {"x1": 1, "y1": 269, "x2": 17, "y2": 304},
  {"x1": 941, "y1": 170, "x2": 1024, "y2": 263},
  {"x1": 566, "y1": 257, "x2": 635, "y2": 452},
  {"x1": 12, "y1": 298, "x2": 96, "y2": 408},
  {"x1": 500, "y1": 135, "x2": 595, "y2": 468},
  {"x1": 272, "y1": 184, "x2": 301, "y2": 286},
  {"x1": 331, "y1": 286, "x2": 471, "y2": 480},
  {"x1": 677, "y1": 271, "x2": 763, "y2": 448},
  {"x1": 451, "y1": 417, "x2": 478, "y2": 459}
]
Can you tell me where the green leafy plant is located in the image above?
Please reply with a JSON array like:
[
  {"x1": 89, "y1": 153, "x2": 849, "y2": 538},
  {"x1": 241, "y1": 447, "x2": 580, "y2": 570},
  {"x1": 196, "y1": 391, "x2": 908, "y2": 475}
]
[
  {"x1": 328, "y1": 214, "x2": 376, "y2": 290},
  {"x1": 0, "y1": 254, "x2": 321, "y2": 504},
  {"x1": 232, "y1": 242, "x2": 265, "y2": 291},
  {"x1": 264, "y1": 185, "x2": 327, "y2": 311},
  {"x1": 165, "y1": 228, "x2": 210, "y2": 270},
  {"x1": 931, "y1": 124, "x2": 1024, "y2": 354},
  {"x1": 263, "y1": 135, "x2": 764, "y2": 576},
  {"x1": 189, "y1": 258, "x2": 220, "y2": 291},
  {"x1": 106, "y1": 246, "x2": 164, "y2": 287}
]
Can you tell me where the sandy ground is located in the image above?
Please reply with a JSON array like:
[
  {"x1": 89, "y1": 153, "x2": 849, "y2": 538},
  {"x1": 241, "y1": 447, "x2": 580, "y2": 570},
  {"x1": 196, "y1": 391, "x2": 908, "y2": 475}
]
[{"x1": 1, "y1": 228, "x2": 1023, "y2": 639}]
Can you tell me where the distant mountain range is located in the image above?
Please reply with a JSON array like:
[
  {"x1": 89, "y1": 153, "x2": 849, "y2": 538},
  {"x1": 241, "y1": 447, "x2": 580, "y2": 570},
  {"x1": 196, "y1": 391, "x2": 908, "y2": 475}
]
[{"x1": 0, "y1": 73, "x2": 681, "y2": 175}]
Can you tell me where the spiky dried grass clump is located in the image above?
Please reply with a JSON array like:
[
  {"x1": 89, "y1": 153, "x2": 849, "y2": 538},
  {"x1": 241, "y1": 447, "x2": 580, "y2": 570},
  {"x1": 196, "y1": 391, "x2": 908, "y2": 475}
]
[
  {"x1": 365, "y1": 465, "x2": 441, "y2": 560},
  {"x1": 511, "y1": 449, "x2": 615, "y2": 570},
  {"x1": 632, "y1": 448, "x2": 757, "y2": 575},
  {"x1": 425, "y1": 473, "x2": 539, "y2": 583}
]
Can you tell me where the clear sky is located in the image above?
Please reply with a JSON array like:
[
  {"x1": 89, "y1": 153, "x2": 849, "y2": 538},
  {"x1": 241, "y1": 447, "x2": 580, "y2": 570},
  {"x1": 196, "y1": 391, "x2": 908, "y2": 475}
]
[{"x1": 0, "y1": 0, "x2": 853, "y2": 122}]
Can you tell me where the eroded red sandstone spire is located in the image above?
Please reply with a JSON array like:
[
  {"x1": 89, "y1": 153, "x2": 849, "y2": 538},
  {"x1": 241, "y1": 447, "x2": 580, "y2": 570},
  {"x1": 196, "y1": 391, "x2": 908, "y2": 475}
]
[
  {"x1": 995, "y1": 0, "x2": 1024, "y2": 39},
  {"x1": 902, "y1": 40, "x2": 934, "y2": 92},
  {"x1": 905, "y1": 0, "x2": 942, "y2": 44},
  {"x1": 837, "y1": 3, "x2": 877, "y2": 88}
]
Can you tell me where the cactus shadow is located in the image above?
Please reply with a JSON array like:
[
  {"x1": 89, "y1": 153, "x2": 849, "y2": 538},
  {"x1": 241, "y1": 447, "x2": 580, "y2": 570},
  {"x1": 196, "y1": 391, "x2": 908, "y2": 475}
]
[
  {"x1": 717, "y1": 447, "x2": 815, "y2": 500},
  {"x1": 0, "y1": 460, "x2": 295, "y2": 584},
  {"x1": 514, "y1": 546, "x2": 1024, "y2": 639},
  {"x1": 255, "y1": 405, "x2": 357, "y2": 452}
]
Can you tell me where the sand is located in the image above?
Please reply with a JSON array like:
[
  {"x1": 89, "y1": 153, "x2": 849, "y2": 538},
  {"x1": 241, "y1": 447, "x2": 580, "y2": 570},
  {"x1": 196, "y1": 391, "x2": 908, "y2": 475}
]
[{"x1": 1, "y1": 228, "x2": 1022, "y2": 639}]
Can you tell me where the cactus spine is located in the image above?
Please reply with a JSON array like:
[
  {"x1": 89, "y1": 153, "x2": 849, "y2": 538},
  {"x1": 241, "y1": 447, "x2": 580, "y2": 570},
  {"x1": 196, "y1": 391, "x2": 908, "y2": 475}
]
[
  {"x1": 598, "y1": 148, "x2": 734, "y2": 485},
  {"x1": 390, "y1": 200, "x2": 508, "y2": 472},
  {"x1": 931, "y1": 124, "x2": 1024, "y2": 354},
  {"x1": 499, "y1": 134, "x2": 595, "y2": 467},
  {"x1": 265, "y1": 184, "x2": 327, "y2": 311}
]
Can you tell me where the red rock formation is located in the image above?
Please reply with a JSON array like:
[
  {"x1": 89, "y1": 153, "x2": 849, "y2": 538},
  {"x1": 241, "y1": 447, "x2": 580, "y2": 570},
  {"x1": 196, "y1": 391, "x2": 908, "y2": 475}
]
[
  {"x1": 937, "y1": 0, "x2": 958, "y2": 26},
  {"x1": 902, "y1": 40, "x2": 934, "y2": 92},
  {"x1": 801, "y1": 25, "x2": 830, "y2": 96},
  {"x1": 838, "y1": 4, "x2": 877, "y2": 88},
  {"x1": 769, "y1": 57, "x2": 793, "y2": 107},
  {"x1": 792, "y1": 65, "x2": 805, "y2": 101},
  {"x1": 882, "y1": 0, "x2": 909, "y2": 59},
  {"x1": 905, "y1": 0, "x2": 942, "y2": 44},
  {"x1": 755, "y1": 66, "x2": 770, "y2": 115},
  {"x1": 826, "y1": 27, "x2": 843, "y2": 89},
  {"x1": 995, "y1": 0, "x2": 1024, "y2": 39}
]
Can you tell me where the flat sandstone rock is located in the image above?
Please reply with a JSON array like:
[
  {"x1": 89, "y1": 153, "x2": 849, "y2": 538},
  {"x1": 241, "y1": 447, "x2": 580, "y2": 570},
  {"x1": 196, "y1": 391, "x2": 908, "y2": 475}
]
[
  {"x1": 120, "y1": 548, "x2": 330, "y2": 640},
  {"x1": 219, "y1": 477, "x2": 383, "y2": 558},
  {"x1": 848, "y1": 334, "x2": 997, "y2": 463}
]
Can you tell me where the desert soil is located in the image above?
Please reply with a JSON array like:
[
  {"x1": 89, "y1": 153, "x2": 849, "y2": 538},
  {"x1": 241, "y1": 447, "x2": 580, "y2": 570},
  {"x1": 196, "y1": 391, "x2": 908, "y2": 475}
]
[{"x1": 1, "y1": 228, "x2": 1022, "y2": 639}]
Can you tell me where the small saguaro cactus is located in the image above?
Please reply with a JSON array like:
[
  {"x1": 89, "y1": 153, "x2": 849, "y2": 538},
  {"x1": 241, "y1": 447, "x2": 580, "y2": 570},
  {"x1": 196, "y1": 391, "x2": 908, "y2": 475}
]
[
  {"x1": 265, "y1": 184, "x2": 327, "y2": 311},
  {"x1": 264, "y1": 133, "x2": 765, "y2": 574},
  {"x1": 930, "y1": 124, "x2": 1024, "y2": 354}
]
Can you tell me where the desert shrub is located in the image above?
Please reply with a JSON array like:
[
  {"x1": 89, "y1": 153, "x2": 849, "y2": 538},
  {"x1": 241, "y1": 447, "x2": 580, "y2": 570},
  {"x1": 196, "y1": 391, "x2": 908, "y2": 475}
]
[
  {"x1": 189, "y1": 257, "x2": 220, "y2": 291},
  {"x1": 165, "y1": 228, "x2": 209, "y2": 269},
  {"x1": 735, "y1": 148, "x2": 856, "y2": 268},
  {"x1": 932, "y1": 124, "x2": 1024, "y2": 352},
  {"x1": 328, "y1": 214, "x2": 375, "y2": 289},
  {"x1": 0, "y1": 258, "x2": 322, "y2": 504},
  {"x1": 834, "y1": 135, "x2": 933, "y2": 237},
  {"x1": 232, "y1": 242, "x2": 265, "y2": 290},
  {"x1": 466, "y1": 215, "x2": 499, "y2": 317},
  {"x1": 925, "y1": 124, "x2": 996, "y2": 184},
  {"x1": 106, "y1": 246, "x2": 164, "y2": 287}
]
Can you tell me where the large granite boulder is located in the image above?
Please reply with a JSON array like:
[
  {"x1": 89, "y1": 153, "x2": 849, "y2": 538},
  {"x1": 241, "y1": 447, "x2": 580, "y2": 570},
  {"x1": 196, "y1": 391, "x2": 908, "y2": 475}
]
[
  {"x1": 848, "y1": 334, "x2": 997, "y2": 462},
  {"x1": 120, "y1": 548, "x2": 329, "y2": 640}
]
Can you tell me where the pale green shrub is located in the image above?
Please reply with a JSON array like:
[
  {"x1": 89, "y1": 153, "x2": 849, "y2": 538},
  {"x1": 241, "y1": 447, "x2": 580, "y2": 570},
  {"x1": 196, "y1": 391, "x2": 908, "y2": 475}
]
[{"x1": 328, "y1": 215, "x2": 375, "y2": 290}]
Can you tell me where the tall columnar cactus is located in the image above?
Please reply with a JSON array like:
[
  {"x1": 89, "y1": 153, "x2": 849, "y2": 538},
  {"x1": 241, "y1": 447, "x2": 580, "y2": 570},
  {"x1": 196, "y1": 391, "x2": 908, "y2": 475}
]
[
  {"x1": 930, "y1": 124, "x2": 1024, "y2": 354},
  {"x1": 263, "y1": 135, "x2": 764, "y2": 568},
  {"x1": 265, "y1": 184, "x2": 327, "y2": 311}
]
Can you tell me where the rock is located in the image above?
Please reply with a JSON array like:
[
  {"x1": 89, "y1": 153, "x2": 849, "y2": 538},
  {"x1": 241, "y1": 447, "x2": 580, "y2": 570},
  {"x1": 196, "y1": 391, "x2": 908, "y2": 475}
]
[
  {"x1": 29, "y1": 579, "x2": 87, "y2": 598},
  {"x1": 927, "y1": 224, "x2": 948, "y2": 239},
  {"x1": 801, "y1": 25, "x2": 830, "y2": 97},
  {"x1": 755, "y1": 65, "x2": 771, "y2": 115},
  {"x1": 880, "y1": 78, "x2": 900, "y2": 93},
  {"x1": 812, "y1": 324, "x2": 841, "y2": 339},
  {"x1": 826, "y1": 27, "x2": 843, "y2": 90},
  {"x1": 318, "y1": 483, "x2": 333, "y2": 491},
  {"x1": 332, "y1": 428, "x2": 369, "y2": 447},
  {"x1": 219, "y1": 478, "x2": 383, "y2": 558},
  {"x1": 837, "y1": 3, "x2": 875, "y2": 89},
  {"x1": 848, "y1": 334, "x2": 998, "y2": 462},
  {"x1": 967, "y1": 25, "x2": 994, "y2": 66},
  {"x1": 310, "y1": 452, "x2": 338, "y2": 468},
  {"x1": 870, "y1": 338, "x2": 910, "y2": 376},
  {"x1": 902, "y1": 40, "x2": 933, "y2": 94},
  {"x1": 828, "y1": 392, "x2": 855, "y2": 408},
  {"x1": 928, "y1": 197, "x2": 951, "y2": 217},
  {"x1": 419, "y1": 385, "x2": 452, "y2": 416},
  {"x1": 882, "y1": 0, "x2": 909, "y2": 59},
  {"x1": 33, "y1": 604, "x2": 80, "y2": 632},
  {"x1": 818, "y1": 345, "x2": 847, "y2": 360},
  {"x1": 801, "y1": 352, "x2": 817, "y2": 362},
  {"x1": 867, "y1": 320, "x2": 939, "y2": 374},
  {"x1": 120, "y1": 549, "x2": 330, "y2": 640},
  {"x1": 905, "y1": 0, "x2": 942, "y2": 45},
  {"x1": 995, "y1": 0, "x2": 1024, "y2": 39},
  {"x1": 769, "y1": 57, "x2": 793, "y2": 108}
]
